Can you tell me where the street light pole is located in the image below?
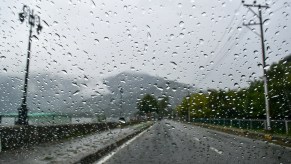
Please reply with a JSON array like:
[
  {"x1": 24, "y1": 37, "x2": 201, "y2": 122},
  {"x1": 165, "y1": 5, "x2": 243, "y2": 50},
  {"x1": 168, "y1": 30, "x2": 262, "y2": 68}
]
[
  {"x1": 16, "y1": 5, "x2": 43, "y2": 125},
  {"x1": 119, "y1": 86, "x2": 124, "y2": 117},
  {"x1": 118, "y1": 86, "x2": 126, "y2": 123}
]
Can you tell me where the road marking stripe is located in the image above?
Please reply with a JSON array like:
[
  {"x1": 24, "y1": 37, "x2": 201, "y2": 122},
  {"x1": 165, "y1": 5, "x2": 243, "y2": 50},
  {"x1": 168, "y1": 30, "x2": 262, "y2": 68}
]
[
  {"x1": 194, "y1": 137, "x2": 200, "y2": 141},
  {"x1": 210, "y1": 147, "x2": 223, "y2": 155},
  {"x1": 95, "y1": 126, "x2": 152, "y2": 164}
]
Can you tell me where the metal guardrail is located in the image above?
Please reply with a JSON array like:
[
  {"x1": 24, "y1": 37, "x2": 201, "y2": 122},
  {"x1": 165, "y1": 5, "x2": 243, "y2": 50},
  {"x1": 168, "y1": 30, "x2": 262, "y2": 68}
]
[{"x1": 192, "y1": 118, "x2": 291, "y2": 135}]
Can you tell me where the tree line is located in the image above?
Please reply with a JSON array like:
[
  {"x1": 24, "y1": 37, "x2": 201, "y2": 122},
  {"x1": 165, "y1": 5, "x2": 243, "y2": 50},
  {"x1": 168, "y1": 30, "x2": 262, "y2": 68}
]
[
  {"x1": 176, "y1": 55, "x2": 291, "y2": 120},
  {"x1": 136, "y1": 94, "x2": 171, "y2": 118}
]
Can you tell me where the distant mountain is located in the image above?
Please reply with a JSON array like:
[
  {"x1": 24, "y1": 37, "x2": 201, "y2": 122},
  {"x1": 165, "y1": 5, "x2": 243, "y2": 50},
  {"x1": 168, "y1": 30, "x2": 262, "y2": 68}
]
[
  {"x1": 0, "y1": 72, "x2": 196, "y2": 118},
  {"x1": 0, "y1": 73, "x2": 85, "y2": 115},
  {"x1": 70, "y1": 72, "x2": 197, "y2": 118}
]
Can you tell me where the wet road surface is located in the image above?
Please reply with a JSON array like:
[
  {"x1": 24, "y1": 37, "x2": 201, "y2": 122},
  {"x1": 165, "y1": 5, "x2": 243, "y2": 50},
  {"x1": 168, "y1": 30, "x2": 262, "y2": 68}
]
[{"x1": 97, "y1": 120, "x2": 291, "y2": 164}]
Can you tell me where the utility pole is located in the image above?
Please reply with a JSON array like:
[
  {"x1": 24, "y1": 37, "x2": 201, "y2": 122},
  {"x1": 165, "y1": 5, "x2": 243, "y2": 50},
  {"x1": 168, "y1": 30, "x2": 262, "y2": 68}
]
[
  {"x1": 119, "y1": 86, "x2": 123, "y2": 116},
  {"x1": 242, "y1": 2, "x2": 271, "y2": 130},
  {"x1": 187, "y1": 90, "x2": 191, "y2": 122},
  {"x1": 17, "y1": 5, "x2": 43, "y2": 125}
]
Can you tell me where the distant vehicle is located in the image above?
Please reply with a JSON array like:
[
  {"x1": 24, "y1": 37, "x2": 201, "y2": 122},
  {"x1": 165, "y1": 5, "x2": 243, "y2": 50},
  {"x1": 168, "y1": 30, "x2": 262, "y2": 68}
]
[{"x1": 119, "y1": 117, "x2": 126, "y2": 124}]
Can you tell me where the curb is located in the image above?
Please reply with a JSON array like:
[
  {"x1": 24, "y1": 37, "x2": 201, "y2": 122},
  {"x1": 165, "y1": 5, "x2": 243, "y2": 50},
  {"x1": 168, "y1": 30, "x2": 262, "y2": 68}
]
[
  {"x1": 75, "y1": 123, "x2": 152, "y2": 164},
  {"x1": 191, "y1": 122, "x2": 291, "y2": 148}
]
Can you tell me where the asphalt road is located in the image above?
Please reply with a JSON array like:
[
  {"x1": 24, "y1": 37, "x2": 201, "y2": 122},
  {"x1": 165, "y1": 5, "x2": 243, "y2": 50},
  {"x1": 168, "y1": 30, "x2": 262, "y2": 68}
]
[{"x1": 96, "y1": 120, "x2": 291, "y2": 164}]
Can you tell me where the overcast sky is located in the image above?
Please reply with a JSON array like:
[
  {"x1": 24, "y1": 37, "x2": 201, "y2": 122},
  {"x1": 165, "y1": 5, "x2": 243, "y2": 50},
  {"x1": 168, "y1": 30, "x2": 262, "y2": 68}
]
[{"x1": 0, "y1": 0, "x2": 290, "y2": 95}]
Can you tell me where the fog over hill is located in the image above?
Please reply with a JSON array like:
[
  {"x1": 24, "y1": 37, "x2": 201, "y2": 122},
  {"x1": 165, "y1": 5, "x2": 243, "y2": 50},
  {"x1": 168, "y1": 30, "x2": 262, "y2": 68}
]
[
  {"x1": 0, "y1": 72, "x2": 196, "y2": 117},
  {"x1": 69, "y1": 72, "x2": 197, "y2": 117},
  {"x1": 0, "y1": 73, "x2": 86, "y2": 115}
]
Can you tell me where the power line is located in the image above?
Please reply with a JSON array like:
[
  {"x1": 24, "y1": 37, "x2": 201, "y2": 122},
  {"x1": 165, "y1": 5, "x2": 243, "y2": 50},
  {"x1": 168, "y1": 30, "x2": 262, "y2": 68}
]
[
  {"x1": 195, "y1": 5, "x2": 260, "y2": 87},
  {"x1": 202, "y1": 4, "x2": 243, "y2": 67},
  {"x1": 196, "y1": 28, "x2": 249, "y2": 88},
  {"x1": 272, "y1": 2, "x2": 290, "y2": 13},
  {"x1": 196, "y1": 19, "x2": 246, "y2": 85},
  {"x1": 214, "y1": 30, "x2": 248, "y2": 68},
  {"x1": 195, "y1": 12, "x2": 251, "y2": 87}
]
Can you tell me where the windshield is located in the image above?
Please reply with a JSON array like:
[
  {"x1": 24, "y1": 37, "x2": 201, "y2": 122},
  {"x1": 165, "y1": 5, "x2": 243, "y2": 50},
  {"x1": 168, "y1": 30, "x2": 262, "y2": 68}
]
[{"x1": 0, "y1": 0, "x2": 291, "y2": 163}]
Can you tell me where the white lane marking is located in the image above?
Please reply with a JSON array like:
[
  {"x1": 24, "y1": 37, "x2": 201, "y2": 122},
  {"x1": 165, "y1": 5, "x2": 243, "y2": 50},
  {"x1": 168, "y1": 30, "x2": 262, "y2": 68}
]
[
  {"x1": 210, "y1": 147, "x2": 223, "y2": 155},
  {"x1": 194, "y1": 137, "x2": 200, "y2": 141},
  {"x1": 95, "y1": 126, "x2": 152, "y2": 164}
]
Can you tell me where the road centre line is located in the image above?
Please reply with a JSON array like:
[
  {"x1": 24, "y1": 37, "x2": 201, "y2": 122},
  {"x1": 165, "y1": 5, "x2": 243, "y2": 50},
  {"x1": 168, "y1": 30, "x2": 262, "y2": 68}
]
[
  {"x1": 210, "y1": 147, "x2": 223, "y2": 155},
  {"x1": 194, "y1": 137, "x2": 200, "y2": 141}
]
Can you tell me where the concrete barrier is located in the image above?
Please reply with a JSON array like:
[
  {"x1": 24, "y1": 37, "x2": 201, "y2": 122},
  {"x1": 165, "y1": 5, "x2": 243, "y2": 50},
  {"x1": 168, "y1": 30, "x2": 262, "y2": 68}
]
[{"x1": 0, "y1": 122, "x2": 120, "y2": 151}]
